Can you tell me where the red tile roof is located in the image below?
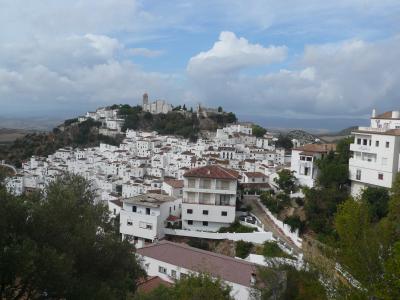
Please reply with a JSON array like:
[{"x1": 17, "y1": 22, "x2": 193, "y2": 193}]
[
  {"x1": 183, "y1": 165, "x2": 239, "y2": 180},
  {"x1": 137, "y1": 276, "x2": 172, "y2": 293},
  {"x1": 244, "y1": 172, "x2": 267, "y2": 178},
  {"x1": 372, "y1": 111, "x2": 400, "y2": 120},
  {"x1": 294, "y1": 143, "x2": 336, "y2": 154},
  {"x1": 164, "y1": 179, "x2": 184, "y2": 188},
  {"x1": 137, "y1": 241, "x2": 257, "y2": 287}
]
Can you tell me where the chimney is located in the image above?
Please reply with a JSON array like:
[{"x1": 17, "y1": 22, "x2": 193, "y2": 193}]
[{"x1": 372, "y1": 108, "x2": 376, "y2": 118}]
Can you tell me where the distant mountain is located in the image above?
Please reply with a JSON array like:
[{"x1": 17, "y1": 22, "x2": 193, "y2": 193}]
[{"x1": 286, "y1": 129, "x2": 322, "y2": 144}]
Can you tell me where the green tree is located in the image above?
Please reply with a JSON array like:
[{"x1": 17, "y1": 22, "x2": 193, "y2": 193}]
[
  {"x1": 217, "y1": 106, "x2": 223, "y2": 113},
  {"x1": 135, "y1": 273, "x2": 233, "y2": 300},
  {"x1": 361, "y1": 187, "x2": 389, "y2": 222},
  {"x1": 274, "y1": 169, "x2": 297, "y2": 194},
  {"x1": 252, "y1": 124, "x2": 267, "y2": 138},
  {"x1": 0, "y1": 175, "x2": 143, "y2": 299},
  {"x1": 275, "y1": 134, "x2": 293, "y2": 150},
  {"x1": 235, "y1": 240, "x2": 253, "y2": 258}
]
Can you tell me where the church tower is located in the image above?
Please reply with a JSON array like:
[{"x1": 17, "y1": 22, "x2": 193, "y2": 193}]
[{"x1": 142, "y1": 93, "x2": 149, "y2": 106}]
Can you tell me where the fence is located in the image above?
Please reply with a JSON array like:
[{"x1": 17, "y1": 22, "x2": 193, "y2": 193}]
[
  {"x1": 164, "y1": 228, "x2": 274, "y2": 244},
  {"x1": 257, "y1": 199, "x2": 303, "y2": 248}
]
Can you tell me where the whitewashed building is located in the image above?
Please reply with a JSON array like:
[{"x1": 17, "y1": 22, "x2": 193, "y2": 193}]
[
  {"x1": 182, "y1": 165, "x2": 239, "y2": 232},
  {"x1": 137, "y1": 240, "x2": 258, "y2": 300},
  {"x1": 349, "y1": 109, "x2": 400, "y2": 196},
  {"x1": 120, "y1": 193, "x2": 181, "y2": 243},
  {"x1": 290, "y1": 144, "x2": 336, "y2": 188}
]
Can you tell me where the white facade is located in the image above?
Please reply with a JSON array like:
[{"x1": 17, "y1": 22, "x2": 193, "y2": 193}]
[
  {"x1": 182, "y1": 165, "x2": 238, "y2": 232},
  {"x1": 120, "y1": 194, "x2": 181, "y2": 243},
  {"x1": 290, "y1": 144, "x2": 336, "y2": 188},
  {"x1": 137, "y1": 241, "x2": 257, "y2": 300},
  {"x1": 349, "y1": 109, "x2": 400, "y2": 196}
]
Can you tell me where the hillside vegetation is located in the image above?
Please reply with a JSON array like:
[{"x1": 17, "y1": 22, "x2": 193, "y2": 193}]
[{"x1": 0, "y1": 104, "x2": 237, "y2": 167}]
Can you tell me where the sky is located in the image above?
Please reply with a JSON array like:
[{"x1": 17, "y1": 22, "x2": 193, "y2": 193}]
[{"x1": 0, "y1": 0, "x2": 399, "y2": 131}]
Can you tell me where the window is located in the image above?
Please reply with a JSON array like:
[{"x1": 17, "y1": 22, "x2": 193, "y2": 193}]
[
  {"x1": 218, "y1": 194, "x2": 231, "y2": 206},
  {"x1": 203, "y1": 210, "x2": 208, "y2": 215},
  {"x1": 171, "y1": 270, "x2": 177, "y2": 278},
  {"x1": 357, "y1": 138, "x2": 361, "y2": 145},
  {"x1": 304, "y1": 167, "x2": 310, "y2": 176},
  {"x1": 188, "y1": 179, "x2": 196, "y2": 188},
  {"x1": 386, "y1": 142, "x2": 390, "y2": 148},
  {"x1": 203, "y1": 221, "x2": 208, "y2": 226},
  {"x1": 252, "y1": 178, "x2": 255, "y2": 182},
  {"x1": 180, "y1": 273, "x2": 187, "y2": 279},
  {"x1": 187, "y1": 209, "x2": 193, "y2": 214},
  {"x1": 139, "y1": 222, "x2": 152, "y2": 230},
  {"x1": 300, "y1": 156, "x2": 305, "y2": 161},
  {"x1": 113, "y1": 208, "x2": 116, "y2": 215},
  {"x1": 306, "y1": 157, "x2": 312, "y2": 161},
  {"x1": 187, "y1": 220, "x2": 193, "y2": 225},
  {"x1": 146, "y1": 208, "x2": 150, "y2": 215},
  {"x1": 159, "y1": 266, "x2": 167, "y2": 274},
  {"x1": 127, "y1": 221, "x2": 133, "y2": 226},
  {"x1": 363, "y1": 139, "x2": 368, "y2": 146},
  {"x1": 132, "y1": 206, "x2": 137, "y2": 212},
  {"x1": 378, "y1": 173, "x2": 384, "y2": 180},
  {"x1": 375, "y1": 141, "x2": 379, "y2": 147},
  {"x1": 221, "y1": 211, "x2": 227, "y2": 216},
  {"x1": 356, "y1": 169, "x2": 361, "y2": 180}
]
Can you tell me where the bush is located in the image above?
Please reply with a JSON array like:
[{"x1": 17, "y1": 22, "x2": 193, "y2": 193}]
[
  {"x1": 261, "y1": 241, "x2": 292, "y2": 259},
  {"x1": 235, "y1": 241, "x2": 253, "y2": 258},
  {"x1": 260, "y1": 192, "x2": 287, "y2": 215},
  {"x1": 284, "y1": 216, "x2": 305, "y2": 234},
  {"x1": 187, "y1": 238, "x2": 210, "y2": 251},
  {"x1": 218, "y1": 221, "x2": 257, "y2": 233}
]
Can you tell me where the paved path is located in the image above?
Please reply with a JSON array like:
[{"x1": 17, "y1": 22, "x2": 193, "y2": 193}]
[{"x1": 243, "y1": 195, "x2": 302, "y2": 255}]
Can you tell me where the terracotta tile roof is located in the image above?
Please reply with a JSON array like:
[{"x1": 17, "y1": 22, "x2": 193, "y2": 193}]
[
  {"x1": 137, "y1": 276, "x2": 172, "y2": 293},
  {"x1": 183, "y1": 165, "x2": 239, "y2": 180},
  {"x1": 294, "y1": 143, "x2": 336, "y2": 153},
  {"x1": 244, "y1": 172, "x2": 267, "y2": 178},
  {"x1": 354, "y1": 129, "x2": 400, "y2": 136},
  {"x1": 137, "y1": 241, "x2": 257, "y2": 287},
  {"x1": 166, "y1": 215, "x2": 180, "y2": 222},
  {"x1": 109, "y1": 199, "x2": 123, "y2": 207},
  {"x1": 164, "y1": 179, "x2": 184, "y2": 188},
  {"x1": 372, "y1": 111, "x2": 400, "y2": 120}
]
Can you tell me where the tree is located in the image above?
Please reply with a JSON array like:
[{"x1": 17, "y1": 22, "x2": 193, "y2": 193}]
[
  {"x1": 316, "y1": 151, "x2": 349, "y2": 188},
  {"x1": 0, "y1": 175, "x2": 144, "y2": 299},
  {"x1": 275, "y1": 134, "x2": 293, "y2": 150},
  {"x1": 235, "y1": 240, "x2": 253, "y2": 258},
  {"x1": 182, "y1": 104, "x2": 187, "y2": 111},
  {"x1": 218, "y1": 106, "x2": 223, "y2": 113},
  {"x1": 135, "y1": 273, "x2": 233, "y2": 300},
  {"x1": 252, "y1": 124, "x2": 267, "y2": 138},
  {"x1": 274, "y1": 169, "x2": 297, "y2": 194},
  {"x1": 361, "y1": 187, "x2": 389, "y2": 222}
]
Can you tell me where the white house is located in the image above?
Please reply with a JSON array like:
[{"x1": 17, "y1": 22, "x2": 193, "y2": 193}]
[
  {"x1": 349, "y1": 109, "x2": 400, "y2": 196},
  {"x1": 162, "y1": 179, "x2": 184, "y2": 197},
  {"x1": 137, "y1": 240, "x2": 258, "y2": 300},
  {"x1": 182, "y1": 165, "x2": 238, "y2": 232},
  {"x1": 120, "y1": 193, "x2": 181, "y2": 244},
  {"x1": 290, "y1": 144, "x2": 336, "y2": 188}
]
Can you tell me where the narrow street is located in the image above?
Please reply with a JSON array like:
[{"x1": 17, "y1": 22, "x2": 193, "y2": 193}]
[{"x1": 243, "y1": 195, "x2": 302, "y2": 255}]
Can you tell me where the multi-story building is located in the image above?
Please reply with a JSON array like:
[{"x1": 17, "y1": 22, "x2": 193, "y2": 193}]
[
  {"x1": 137, "y1": 240, "x2": 259, "y2": 300},
  {"x1": 182, "y1": 165, "x2": 239, "y2": 232},
  {"x1": 349, "y1": 109, "x2": 400, "y2": 196},
  {"x1": 142, "y1": 93, "x2": 172, "y2": 114},
  {"x1": 120, "y1": 193, "x2": 181, "y2": 244},
  {"x1": 290, "y1": 143, "x2": 336, "y2": 188}
]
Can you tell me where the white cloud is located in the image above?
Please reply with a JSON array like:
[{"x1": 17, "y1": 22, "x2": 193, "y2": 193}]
[
  {"x1": 129, "y1": 48, "x2": 164, "y2": 57},
  {"x1": 187, "y1": 34, "x2": 400, "y2": 118},
  {"x1": 188, "y1": 31, "x2": 287, "y2": 74}
]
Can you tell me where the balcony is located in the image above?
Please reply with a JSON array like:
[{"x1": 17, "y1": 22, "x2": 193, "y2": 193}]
[{"x1": 350, "y1": 143, "x2": 375, "y2": 154}]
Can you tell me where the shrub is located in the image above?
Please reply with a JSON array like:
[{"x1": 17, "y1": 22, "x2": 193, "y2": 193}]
[
  {"x1": 235, "y1": 241, "x2": 253, "y2": 258},
  {"x1": 284, "y1": 215, "x2": 305, "y2": 234},
  {"x1": 218, "y1": 221, "x2": 257, "y2": 233},
  {"x1": 261, "y1": 241, "x2": 292, "y2": 259},
  {"x1": 187, "y1": 238, "x2": 210, "y2": 251}
]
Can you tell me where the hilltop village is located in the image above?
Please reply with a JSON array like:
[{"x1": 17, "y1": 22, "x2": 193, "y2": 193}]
[{"x1": 3, "y1": 94, "x2": 400, "y2": 299}]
